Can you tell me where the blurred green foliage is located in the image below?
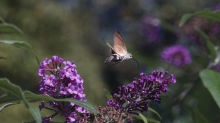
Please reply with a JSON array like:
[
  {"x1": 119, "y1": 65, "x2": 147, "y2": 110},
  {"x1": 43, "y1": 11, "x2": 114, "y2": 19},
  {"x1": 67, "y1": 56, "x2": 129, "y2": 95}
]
[{"x1": 0, "y1": 0, "x2": 220, "y2": 123}]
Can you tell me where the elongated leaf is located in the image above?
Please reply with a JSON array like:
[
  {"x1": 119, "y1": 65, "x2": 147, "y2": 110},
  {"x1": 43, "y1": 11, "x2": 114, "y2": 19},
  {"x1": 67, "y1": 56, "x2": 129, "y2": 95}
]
[
  {"x1": 24, "y1": 91, "x2": 98, "y2": 114},
  {"x1": 185, "y1": 106, "x2": 209, "y2": 123},
  {"x1": 199, "y1": 69, "x2": 220, "y2": 108},
  {"x1": 0, "y1": 79, "x2": 41, "y2": 123},
  {"x1": 179, "y1": 9, "x2": 220, "y2": 27},
  {"x1": 195, "y1": 28, "x2": 217, "y2": 61},
  {"x1": 179, "y1": 14, "x2": 193, "y2": 27},
  {"x1": 0, "y1": 102, "x2": 17, "y2": 112},
  {"x1": 148, "y1": 108, "x2": 162, "y2": 119},
  {"x1": 0, "y1": 40, "x2": 39, "y2": 64},
  {"x1": 0, "y1": 24, "x2": 24, "y2": 34},
  {"x1": 139, "y1": 113, "x2": 148, "y2": 123},
  {"x1": 103, "y1": 89, "x2": 112, "y2": 100},
  {"x1": 0, "y1": 95, "x2": 20, "y2": 104},
  {"x1": 0, "y1": 78, "x2": 29, "y2": 107},
  {"x1": 136, "y1": 115, "x2": 161, "y2": 123},
  {"x1": 28, "y1": 104, "x2": 42, "y2": 123},
  {"x1": 0, "y1": 17, "x2": 5, "y2": 23}
]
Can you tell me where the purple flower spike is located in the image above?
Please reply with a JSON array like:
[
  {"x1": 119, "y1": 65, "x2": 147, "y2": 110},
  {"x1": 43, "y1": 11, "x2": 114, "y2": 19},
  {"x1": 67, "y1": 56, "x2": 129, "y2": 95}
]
[
  {"x1": 161, "y1": 45, "x2": 191, "y2": 67},
  {"x1": 38, "y1": 56, "x2": 88, "y2": 123},
  {"x1": 107, "y1": 70, "x2": 176, "y2": 115}
]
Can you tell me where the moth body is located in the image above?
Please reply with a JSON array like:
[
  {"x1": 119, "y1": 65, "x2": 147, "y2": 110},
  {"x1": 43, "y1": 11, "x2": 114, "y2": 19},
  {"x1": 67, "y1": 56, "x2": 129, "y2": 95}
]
[{"x1": 104, "y1": 31, "x2": 133, "y2": 64}]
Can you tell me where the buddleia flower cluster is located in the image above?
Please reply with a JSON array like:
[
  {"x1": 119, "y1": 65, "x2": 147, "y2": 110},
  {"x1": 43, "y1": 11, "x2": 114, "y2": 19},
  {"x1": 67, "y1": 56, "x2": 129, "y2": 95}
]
[
  {"x1": 107, "y1": 70, "x2": 176, "y2": 115},
  {"x1": 161, "y1": 45, "x2": 191, "y2": 67},
  {"x1": 38, "y1": 56, "x2": 88, "y2": 123},
  {"x1": 38, "y1": 56, "x2": 176, "y2": 123}
]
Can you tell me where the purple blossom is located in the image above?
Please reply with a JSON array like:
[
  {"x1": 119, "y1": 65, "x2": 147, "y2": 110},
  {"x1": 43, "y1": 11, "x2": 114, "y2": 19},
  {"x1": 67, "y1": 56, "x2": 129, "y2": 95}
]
[
  {"x1": 107, "y1": 70, "x2": 176, "y2": 115},
  {"x1": 161, "y1": 45, "x2": 191, "y2": 67},
  {"x1": 142, "y1": 15, "x2": 162, "y2": 42},
  {"x1": 212, "y1": 4, "x2": 220, "y2": 11},
  {"x1": 38, "y1": 56, "x2": 88, "y2": 123}
]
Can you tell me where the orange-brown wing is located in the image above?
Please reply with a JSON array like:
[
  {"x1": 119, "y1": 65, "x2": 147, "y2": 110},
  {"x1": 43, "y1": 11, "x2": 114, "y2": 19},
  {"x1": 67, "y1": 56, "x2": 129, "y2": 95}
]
[
  {"x1": 113, "y1": 31, "x2": 127, "y2": 56},
  {"x1": 105, "y1": 40, "x2": 116, "y2": 54}
]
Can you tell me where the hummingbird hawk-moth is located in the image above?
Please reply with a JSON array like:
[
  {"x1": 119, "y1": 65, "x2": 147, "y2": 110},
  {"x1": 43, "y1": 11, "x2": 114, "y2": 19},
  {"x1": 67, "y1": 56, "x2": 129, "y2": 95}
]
[{"x1": 104, "y1": 31, "x2": 132, "y2": 64}]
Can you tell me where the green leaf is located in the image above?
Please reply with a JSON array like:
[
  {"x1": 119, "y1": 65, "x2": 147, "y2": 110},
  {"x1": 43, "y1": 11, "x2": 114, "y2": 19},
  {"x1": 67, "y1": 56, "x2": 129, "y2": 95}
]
[
  {"x1": 195, "y1": 28, "x2": 217, "y2": 61},
  {"x1": 192, "y1": 109, "x2": 209, "y2": 123},
  {"x1": 0, "y1": 23, "x2": 24, "y2": 34},
  {"x1": 185, "y1": 107, "x2": 209, "y2": 123},
  {"x1": 139, "y1": 113, "x2": 148, "y2": 123},
  {"x1": 0, "y1": 79, "x2": 42, "y2": 123},
  {"x1": 0, "y1": 78, "x2": 29, "y2": 107},
  {"x1": 0, "y1": 40, "x2": 40, "y2": 64},
  {"x1": 179, "y1": 9, "x2": 220, "y2": 27},
  {"x1": 24, "y1": 91, "x2": 98, "y2": 114},
  {"x1": 28, "y1": 104, "x2": 42, "y2": 123},
  {"x1": 136, "y1": 115, "x2": 161, "y2": 123},
  {"x1": 148, "y1": 108, "x2": 162, "y2": 119},
  {"x1": 179, "y1": 14, "x2": 194, "y2": 27},
  {"x1": 199, "y1": 69, "x2": 220, "y2": 108},
  {"x1": 0, "y1": 95, "x2": 20, "y2": 104},
  {"x1": 0, "y1": 17, "x2": 6, "y2": 23},
  {"x1": 103, "y1": 89, "x2": 112, "y2": 100},
  {"x1": 0, "y1": 102, "x2": 17, "y2": 112}
]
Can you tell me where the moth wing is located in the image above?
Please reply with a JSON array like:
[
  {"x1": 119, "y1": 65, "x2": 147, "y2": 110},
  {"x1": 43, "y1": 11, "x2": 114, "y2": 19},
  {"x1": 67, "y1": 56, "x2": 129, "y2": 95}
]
[
  {"x1": 113, "y1": 31, "x2": 127, "y2": 56},
  {"x1": 105, "y1": 40, "x2": 116, "y2": 54}
]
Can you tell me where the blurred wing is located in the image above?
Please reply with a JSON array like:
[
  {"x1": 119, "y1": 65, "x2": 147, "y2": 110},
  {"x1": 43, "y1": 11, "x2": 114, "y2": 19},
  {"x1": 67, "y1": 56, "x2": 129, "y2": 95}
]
[
  {"x1": 105, "y1": 40, "x2": 116, "y2": 54},
  {"x1": 113, "y1": 31, "x2": 127, "y2": 56}
]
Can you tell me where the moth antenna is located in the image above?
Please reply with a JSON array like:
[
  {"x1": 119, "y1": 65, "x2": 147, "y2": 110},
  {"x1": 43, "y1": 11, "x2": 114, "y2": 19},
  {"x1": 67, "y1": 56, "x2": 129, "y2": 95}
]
[{"x1": 132, "y1": 57, "x2": 140, "y2": 72}]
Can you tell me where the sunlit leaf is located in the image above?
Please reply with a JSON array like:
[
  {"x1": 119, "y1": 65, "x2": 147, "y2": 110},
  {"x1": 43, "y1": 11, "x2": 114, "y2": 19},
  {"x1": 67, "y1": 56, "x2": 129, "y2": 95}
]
[
  {"x1": 139, "y1": 113, "x2": 148, "y2": 123},
  {"x1": 0, "y1": 102, "x2": 17, "y2": 112},
  {"x1": 0, "y1": 40, "x2": 40, "y2": 64},
  {"x1": 148, "y1": 107, "x2": 162, "y2": 119},
  {"x1": 199, "y1": 69, "x2": 220, "y2": 108},
  {"x1": 179, "y1": 9, "x2": 220, "y2": 27},
  {"x1": 0, "y1": 23, "x2": 24, "y2": 34},
  {"x1": 24, "y1": 91, "x2": 98, "y2": 114},
  {"x1": 103, "y1": 89, "x2": 112, "y2": 100},
  {"x1": 195, "y1": 28, "x2": 217, "y2": 62}
]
